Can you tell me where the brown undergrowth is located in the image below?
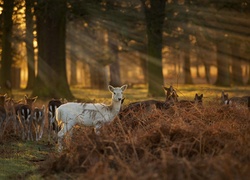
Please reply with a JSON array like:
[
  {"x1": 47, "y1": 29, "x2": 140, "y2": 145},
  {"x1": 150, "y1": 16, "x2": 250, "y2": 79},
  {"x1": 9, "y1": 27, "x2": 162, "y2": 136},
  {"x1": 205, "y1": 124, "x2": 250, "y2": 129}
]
[{"x1": 40, "y1": 102, "x2": 250, "y2": 180}]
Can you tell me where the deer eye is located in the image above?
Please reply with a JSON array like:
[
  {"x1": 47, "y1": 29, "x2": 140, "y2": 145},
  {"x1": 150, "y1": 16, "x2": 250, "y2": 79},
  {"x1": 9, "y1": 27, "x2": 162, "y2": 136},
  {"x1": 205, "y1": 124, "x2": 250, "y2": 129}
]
[{"x1": 114, "y1": 92, "x2": 116, "y2": 95}]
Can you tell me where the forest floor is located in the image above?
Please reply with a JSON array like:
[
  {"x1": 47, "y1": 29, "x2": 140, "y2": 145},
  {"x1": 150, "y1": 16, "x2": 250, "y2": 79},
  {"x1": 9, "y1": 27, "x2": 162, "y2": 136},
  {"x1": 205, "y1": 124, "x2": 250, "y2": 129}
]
[{"x1": 0, "y1": 84, "x2": 250, "y2": 179}]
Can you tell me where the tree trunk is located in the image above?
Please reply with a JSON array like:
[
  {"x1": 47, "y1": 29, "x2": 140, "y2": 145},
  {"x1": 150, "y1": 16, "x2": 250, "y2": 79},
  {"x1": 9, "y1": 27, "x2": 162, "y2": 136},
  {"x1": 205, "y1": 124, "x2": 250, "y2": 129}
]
[
  {"x1": 231, "y1": 42, "x2": 243, "y2": 85},
  {"x1": 204, "y1": 62, "x2": 210, "y2": 84},
  {"x1": 248, "y1": 63, "x2": 250, "y2": 85},
  {"x1": 70, "y1": 54, "x2": 77, "y2": 86},
  {"x1": 11, "y1": 67, "x2": 21, "y2": 89},
  {"x1": 108, "y1": 36, "x2": 121, "y2": 87},
  {"x1": 25, "y1": 0, "x2": 35, "y2": 90},
  {"x1": 232, "y1": 59, "x2": 243, "y2": 85},
  {"x1": 196, "y1": 59, "x2": 200, "y2": 78},
  {"x1": 0, "y1": 0, "x2": 14, "y2": 95},
  {"x1": 139, "y1": 52, "x2": 147, "y2": 84},
  {"x1": 141, "y1": 0, "x2": 165, "y2": 97},
  {"x1": 215, "y1": 42, "x2": 231, "y2": 86},
  {"x1": 109, "y1": 59, "x2": 121, "y2": 87},
  {"x1": 183, "y1": 51, "x2": 193, "y2": 84},
  {"x1": 89, "y1": 63, "x2": 108, "y2": 90},
  {"x1": 33, "y1": 0, "x2": 73, "y2": 99}
]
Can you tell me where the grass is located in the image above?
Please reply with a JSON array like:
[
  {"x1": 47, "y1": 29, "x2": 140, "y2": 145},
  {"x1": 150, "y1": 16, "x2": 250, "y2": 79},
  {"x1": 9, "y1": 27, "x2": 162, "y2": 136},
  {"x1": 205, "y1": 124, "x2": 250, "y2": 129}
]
[
  {"x1": 0, "y1": 140, "x2": 49, "y2": 179},
  {"x1": 1, "y1": 84, "x2": 250, "y2": 179},
  {"x1": 0, "y1": 159, "x2": 33, "y2": 179}
]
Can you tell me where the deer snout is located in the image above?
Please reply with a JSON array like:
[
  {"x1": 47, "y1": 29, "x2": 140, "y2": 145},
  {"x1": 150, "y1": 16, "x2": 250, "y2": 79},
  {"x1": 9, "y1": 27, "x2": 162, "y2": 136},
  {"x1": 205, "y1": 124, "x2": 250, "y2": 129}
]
[{"x1": 118, "y1": 98, "x2": 122, "y2": 101}]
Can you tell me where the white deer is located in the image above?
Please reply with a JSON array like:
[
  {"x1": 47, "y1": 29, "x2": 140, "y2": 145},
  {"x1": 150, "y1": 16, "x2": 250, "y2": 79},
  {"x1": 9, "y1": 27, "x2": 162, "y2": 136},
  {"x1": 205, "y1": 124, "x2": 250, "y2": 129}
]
[{"x1": 56, "y1": 84, "x2": 127, "y2": 152}]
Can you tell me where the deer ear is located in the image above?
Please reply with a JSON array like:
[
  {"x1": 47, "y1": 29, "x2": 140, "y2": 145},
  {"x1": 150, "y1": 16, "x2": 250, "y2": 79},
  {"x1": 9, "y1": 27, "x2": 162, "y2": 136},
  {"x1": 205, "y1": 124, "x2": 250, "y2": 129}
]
[
  {"x1": 108, "y1": 85, "x2": 115, "y2": 92},
  {"x1": 163, "y1": 86, "x2": 168, "y2": 91},
  {"x1": 121, "y1": 84, "x2": 127, "y2": 91},
  {"x1": 24, "y1": 94, "x2": 28, "y2": 100},
  {"x1": 169, "y1": 85, "x2": 173, "y2": 91},
  {"x1": 32, "y1": 96, "x2": 38, "y2": 102}
]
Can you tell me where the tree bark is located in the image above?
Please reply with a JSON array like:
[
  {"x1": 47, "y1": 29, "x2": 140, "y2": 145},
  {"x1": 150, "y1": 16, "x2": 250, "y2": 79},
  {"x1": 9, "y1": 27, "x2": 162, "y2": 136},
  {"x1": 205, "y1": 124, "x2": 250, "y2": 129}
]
[
  {"x1": 183, "y1": 50, "x2": 193, "y2": 84},
  {"x1": 231, "y1": 42, "x2": 243, "y2": 85},
  {"x1": 196, "y1": 59, "x2": 200, "y2": 78},
  {"x1": 141, "y1": 0, "x2": 165, "y2": 97},
  {"x1": 204, "y1": 62, "x2": 211, "y2": 84},
  {"x1": 139, "y1": 52, "x2": 147, "y2": 84},
  {"x1": 248, "y1": 63, "x2": 250, "y2": 85},
  {"x1": 109, "y1": 44, "x2": 121, "y2": 87},
  {"x1": 25, "y1": 0, "x2": 35, "y2": 90},
  {"x1": 109, "y1": 59, "x2": 121, "y2": 87},
  {"x1": 69, "y1": 52, "x2": 77, "y2": 86},
  {"x1": 215, "y1": 42, "x2": 231, "y2": 86},
  {"x1": 89, "y1": 63, "x2": 108, "y2": 90},
  {"x1": 33, "y1": 0, "x2": 73, "y2": 99},
  {"x1": 0, "y1": 0, "x2": 14, "y2": 95}
]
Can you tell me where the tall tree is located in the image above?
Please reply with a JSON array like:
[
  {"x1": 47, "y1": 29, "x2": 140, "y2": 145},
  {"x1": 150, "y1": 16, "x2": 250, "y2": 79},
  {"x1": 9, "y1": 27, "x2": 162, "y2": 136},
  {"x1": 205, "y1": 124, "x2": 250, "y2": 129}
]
[
  {"x1": 183, "y1": 49, "x2": 193, "y2": 84},
  {"x1": 182, "y1": 0, "x2": 193, "y2": 84},
  {"x1": 25, "y1": 0, "x2": 35, "y2": 90},
  {"x1": 141, "y1": 0, "x2": 165, "y2": 97},
  {"x1": 89, "y1": 63, "x2": 108, "y2": 90},
  {"x1": 0, "y1": 0, "x2": 14, "y2": 95},
  {"x1": 108, "y1": 33, "x2": 121, "y2": 87},
  {"x1": 33, "y1": 0, "x2": 73, "y2": 99},
  {"x1": 69, "y1": 56, "x2": 77, "y2": 86},
  {"x1": 246, "y1": 43, "x2": 250, "y2": 85},
  {"x1": 231, "y1": 41, "x2": 244, "y2": 85},
  {"x1": 215, "y1": 41, "x2": 231, "y2": 86}
]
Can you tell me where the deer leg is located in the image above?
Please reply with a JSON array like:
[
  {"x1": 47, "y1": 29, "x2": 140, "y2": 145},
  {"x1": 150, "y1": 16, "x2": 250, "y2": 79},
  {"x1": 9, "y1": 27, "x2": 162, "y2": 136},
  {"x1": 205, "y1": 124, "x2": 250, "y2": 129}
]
[
  {"x1": 94, "y1": 122, "x2": 102, "y2": 135},
  {"x1": 39, "y1": 124, "x2": 44, "y2": 140},
  {"x1": 28, "y1": 120, "x2": 33, "y2": 141},
  {"x1": 35, "y1": 126, "x2": 38, "y2": 141},
  {"x1": 57, "y1": 119, "x2": 75, "y2": 152},
  {"x1": 48, "y1": 122, "x2": 52, "y2": 142}
]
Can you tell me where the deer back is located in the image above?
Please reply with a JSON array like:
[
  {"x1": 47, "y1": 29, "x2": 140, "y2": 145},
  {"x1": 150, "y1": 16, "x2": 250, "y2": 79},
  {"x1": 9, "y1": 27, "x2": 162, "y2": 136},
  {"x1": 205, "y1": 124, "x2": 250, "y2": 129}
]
[
  {"x1": 18, "y1": 104, "x2": 32, "y2": 124},
  {"x1": 48, "y1": 99, "x2": 62, "y2": 118},
  {"x1": 33, "y1": 105, "x2": 45, "y2": 125}
]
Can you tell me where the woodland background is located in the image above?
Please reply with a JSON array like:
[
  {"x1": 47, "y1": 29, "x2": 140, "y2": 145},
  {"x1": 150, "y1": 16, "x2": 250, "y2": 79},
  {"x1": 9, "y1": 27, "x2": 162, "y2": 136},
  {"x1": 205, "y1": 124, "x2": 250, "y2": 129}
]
[
  {"x1": 0, "y1": 0, "x2": 250, "y2": 99},
  {"x1": 1, "y1": 1, "x2": 250, "y2": 179}
]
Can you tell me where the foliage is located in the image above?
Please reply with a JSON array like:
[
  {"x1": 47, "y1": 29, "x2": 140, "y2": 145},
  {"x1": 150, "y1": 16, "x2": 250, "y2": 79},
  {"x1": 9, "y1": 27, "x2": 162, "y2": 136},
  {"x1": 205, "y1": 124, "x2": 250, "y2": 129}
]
[
  {"x1": 1, "y1": 86, "x2": 249, "y2": 179},
  {"x1": 40, "y1": 99, "x2": 250, "y2": 179}
]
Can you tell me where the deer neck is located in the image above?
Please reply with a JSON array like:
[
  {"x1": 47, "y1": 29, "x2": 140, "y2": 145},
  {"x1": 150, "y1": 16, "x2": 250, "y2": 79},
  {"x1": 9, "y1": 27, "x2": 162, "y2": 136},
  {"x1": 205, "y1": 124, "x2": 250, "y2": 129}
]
[{"x1": 110, "y1": 100, "x2": 122, "y2": 113}]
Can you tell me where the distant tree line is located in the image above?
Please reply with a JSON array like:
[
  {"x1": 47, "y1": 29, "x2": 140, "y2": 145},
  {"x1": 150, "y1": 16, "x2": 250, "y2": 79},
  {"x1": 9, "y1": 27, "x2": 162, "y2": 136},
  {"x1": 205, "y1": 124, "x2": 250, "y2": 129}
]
[{"x1": 0, "y1": 0, "x2": 249, "y2": 99}]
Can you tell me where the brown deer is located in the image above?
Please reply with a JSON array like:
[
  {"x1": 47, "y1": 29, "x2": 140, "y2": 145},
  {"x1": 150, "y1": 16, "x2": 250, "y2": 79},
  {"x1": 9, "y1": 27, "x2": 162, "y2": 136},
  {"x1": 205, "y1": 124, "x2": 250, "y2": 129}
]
[
  {"x1": 178, "y1": 93, "x2": 203, "y2": 107},
  {"x1": 119, "y1": 85, "x2": 179, "y2": 120},
  {"x1": 16, "y1": 95, "x2": 37, "y2": 141},
  {"x1": 47, "y1": 99, "x2": 63, "y2": 142},
  {"x1": 221, "y1": 91, "x2": 249, "y2": 106},
  {"x1": 33, "y1": 105, "x2": 45, "y2": 141}
]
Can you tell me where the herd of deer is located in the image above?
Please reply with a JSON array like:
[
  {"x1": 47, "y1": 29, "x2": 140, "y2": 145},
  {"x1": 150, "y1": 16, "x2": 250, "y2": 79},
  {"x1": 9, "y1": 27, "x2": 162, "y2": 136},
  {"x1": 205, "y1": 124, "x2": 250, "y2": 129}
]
[
  {"x1": 0, "y1": 94, "x2": 63, "y2": 142},
  {"x1": 0, "y1": 85, "x2": 249, "y2": 152}
]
